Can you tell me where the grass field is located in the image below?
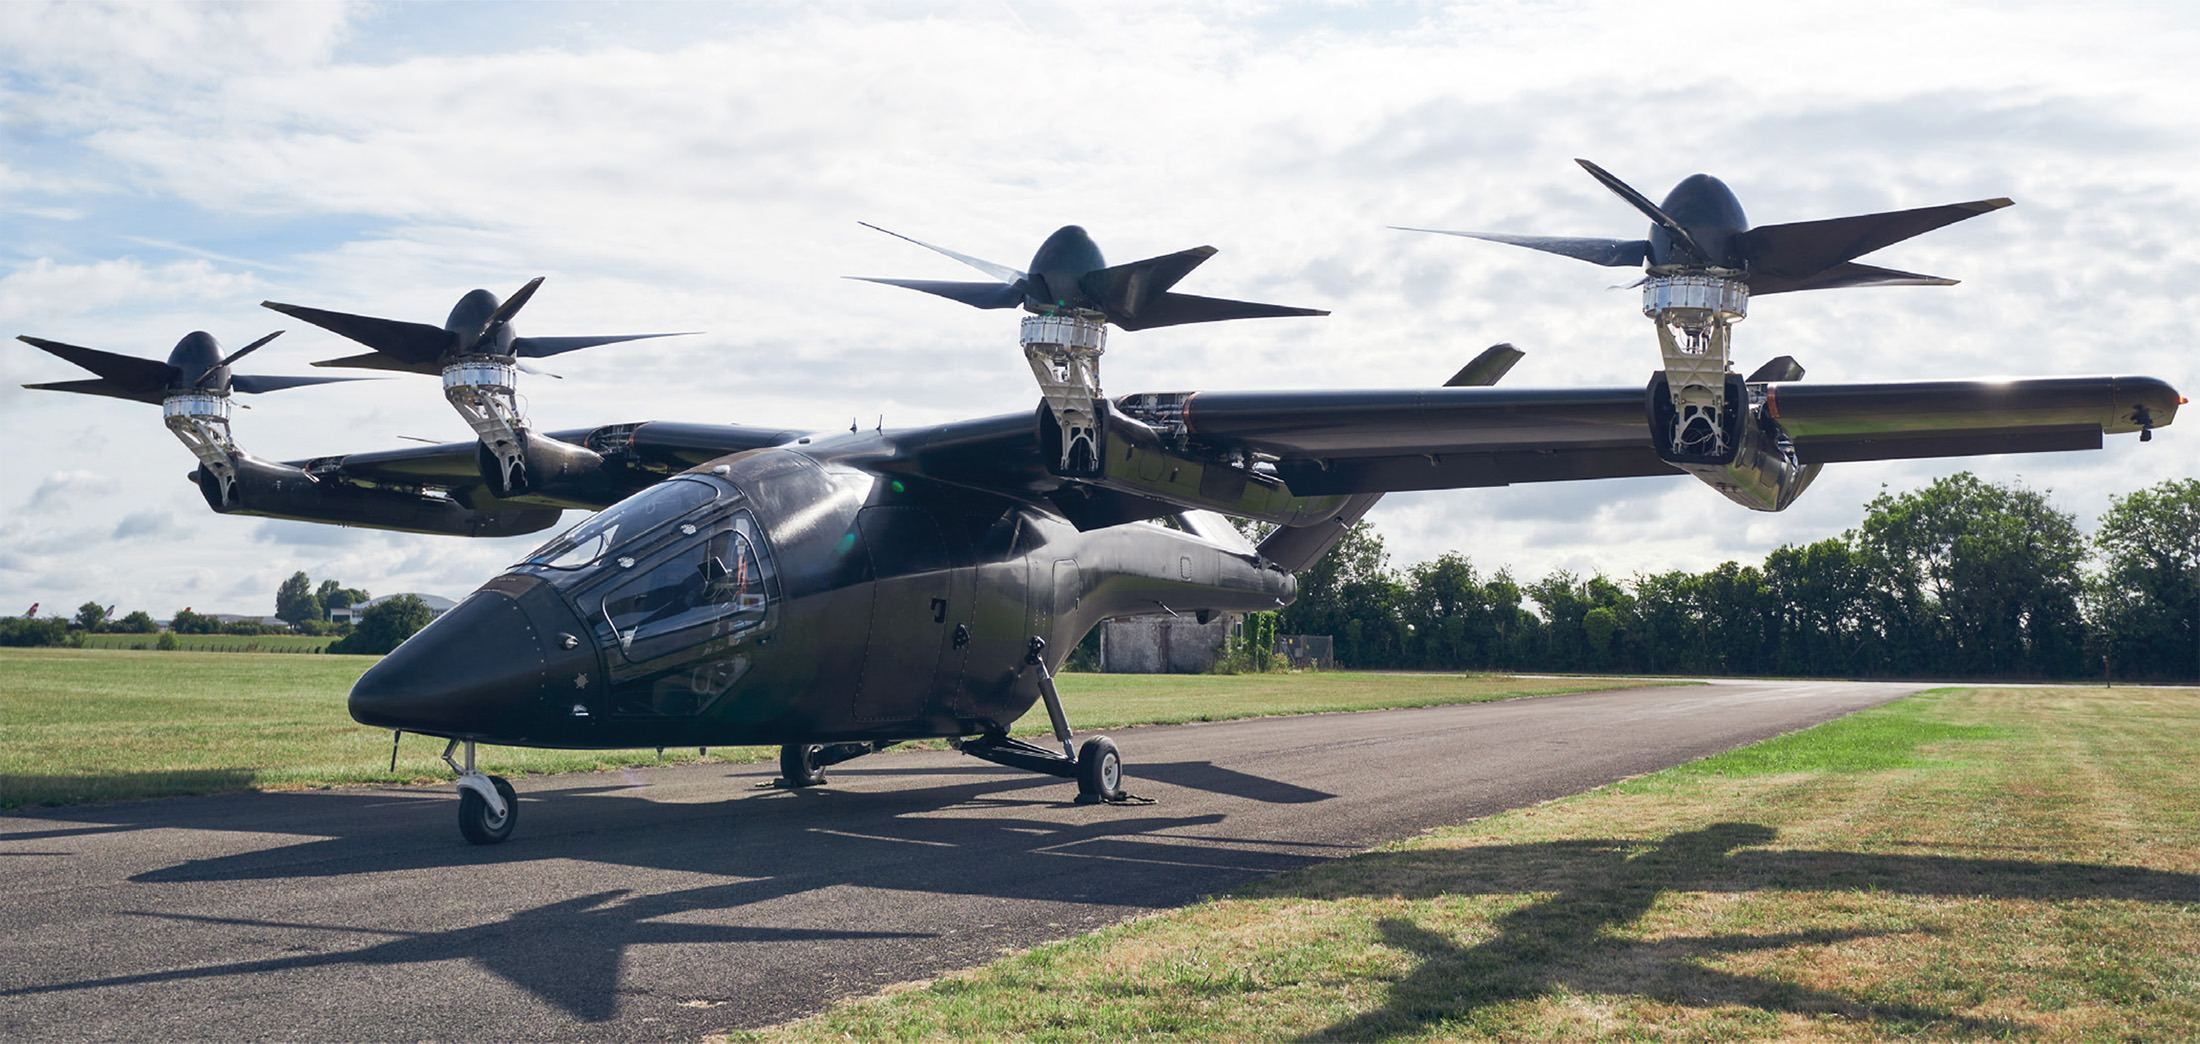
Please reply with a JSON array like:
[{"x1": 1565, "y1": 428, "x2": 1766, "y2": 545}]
[
  {"x1": 0, "y1": 648, "x2": 1638, "y2": 808},
  {"x1": 737, "y1": 687, "x2": 2200, "y2": 1042},
  {"x1": 77, "y1": 633, "x2": 339, "y2": 653}
]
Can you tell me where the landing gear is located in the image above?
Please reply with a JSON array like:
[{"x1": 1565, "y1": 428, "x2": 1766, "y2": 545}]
[
  {"x1": 781, "y1": 743, "x2": 827, "y2": 787},
  {"x1": 442, "y1": 739, "x2": 515, "y2": 845},
  {"x1": 959, "y1": 637, "x2": 1135, "y2": 803},
  {"x1": 776, "y1": 741, "x2": 880, "y2": 788},
  {"x1": 1076, "y1": 735, "x2": 1124, "y2": 803}
]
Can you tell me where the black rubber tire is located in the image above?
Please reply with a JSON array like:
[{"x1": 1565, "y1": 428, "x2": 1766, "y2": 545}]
[
  {"x1": 458, "y1": 775, "x2": 517, "y2": 845},
  {"x1": 780, "y1": 743, "x2": 827, "y2": 787},
  {"x1": 1076, "y1": 735, "x2": 1123, "y2": 801}
]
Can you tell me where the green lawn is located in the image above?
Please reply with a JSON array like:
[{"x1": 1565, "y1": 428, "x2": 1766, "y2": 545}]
[
  {"x1": 737, "y1": 686, "x2": 2200, "y2": 1042},
  {"x1": 77, "y1": 633, "x2": 338, "y2": 653},
  {"x1": 0, "y1": 648, "x2": 1638, "y2": 808}
]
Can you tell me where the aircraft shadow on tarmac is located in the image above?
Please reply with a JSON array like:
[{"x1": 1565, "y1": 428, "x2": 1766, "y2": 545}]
[
  {"x1": 2, "y1": 761, "x2": 1352, "y2": 1022},
  {"x1": 1265, "y1": 822, "x2": 2200, "y2": 1040}
]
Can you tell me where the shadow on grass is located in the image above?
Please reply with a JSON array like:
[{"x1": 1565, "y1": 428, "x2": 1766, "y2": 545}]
[{"x1": 1265, "y1": 822, "x2": 2200, "y2": 1041}]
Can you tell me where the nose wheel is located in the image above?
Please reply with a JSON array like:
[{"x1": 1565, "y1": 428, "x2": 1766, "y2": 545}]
[{"x1": 443, "y1": 739, "x2": 517, "y2": 845}]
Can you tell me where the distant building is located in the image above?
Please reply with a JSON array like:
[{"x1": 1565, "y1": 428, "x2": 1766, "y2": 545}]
[
  {"x1": 1097, "y1": 613, "x2": 1234, "y2": 674},
  {"x1": 329, "y1": 593, "x2": 458, "y2": 626}
]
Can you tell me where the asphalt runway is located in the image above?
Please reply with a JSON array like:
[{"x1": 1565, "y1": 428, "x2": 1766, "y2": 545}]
[{"x1": 0, "y1": 679, "x2": 1921, "y2": 1041}]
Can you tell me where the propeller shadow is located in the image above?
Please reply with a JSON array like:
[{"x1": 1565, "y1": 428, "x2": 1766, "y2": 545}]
[{"x1": 1276, "y1": 822, "x2": 2197, "y2": 1039}]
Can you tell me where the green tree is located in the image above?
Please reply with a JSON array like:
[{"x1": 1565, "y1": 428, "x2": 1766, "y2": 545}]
[
  {"x1": 1278, "y1": 522, "x2": 1407, "y2": 667},
  {"x1": 1854, "y1": 473, "x2": 2086, "y2": 677},
  {"x1": 113, "y1": 610, "x2": 158, "y2": 634},
  {"x1": 2092, "y1": 478, "x2": 2200, "y2": 680},
  {"x1": 330, "y1": 595, "x2": 433, "y2": 655},
  {"x1": 315, "y1": 579, "x2": 368, "y2": 618},
  {"x1": 169, "y1": 608, "x2": 220, "y2": 635},
  {"x1": 275, "y1": 571, "x2": 321, "y2": 629},
  {"x1": 73, "y1": 602, "x2": 109, "y2": 631}
]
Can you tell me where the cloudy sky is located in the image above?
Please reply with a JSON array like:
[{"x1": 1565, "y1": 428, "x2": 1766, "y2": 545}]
[{"x1": 3, "y1": 0, "x2": 2194, "y2": 619}]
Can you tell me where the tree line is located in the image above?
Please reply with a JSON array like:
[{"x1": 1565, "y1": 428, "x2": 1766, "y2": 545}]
[
  {"x1": 1278, "y1": 474, "x2": 2200, "y2": 682},
  {"x1": 2, "y1": 572, "x2": 430, "y2": 655}
]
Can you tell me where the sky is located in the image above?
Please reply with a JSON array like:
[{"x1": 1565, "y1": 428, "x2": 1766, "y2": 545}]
[{"x1": 2, "y1": 0, "x2": 2195, "y2": 619}]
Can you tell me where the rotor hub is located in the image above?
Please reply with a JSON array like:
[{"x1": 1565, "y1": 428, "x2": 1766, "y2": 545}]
[
  {"x1": 162, "y1": 392, "x2": 232, "y2": 423},
  {"x1": 1641, "y1": 272, "x2": 1749, "y2": 329}
]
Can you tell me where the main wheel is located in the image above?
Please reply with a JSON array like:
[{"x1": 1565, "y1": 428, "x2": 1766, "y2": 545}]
[
  {"x1": 780, "y1": 743, "x2": 827, "y2": 787},
  {"x1": 1076, "y1": 735, "x2": 1123, "y2": 802},
  {"x1": 458, "y1": 774, "x2": 517, "y2": 845}
]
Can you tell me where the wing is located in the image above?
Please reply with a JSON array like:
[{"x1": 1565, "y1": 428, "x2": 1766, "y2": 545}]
[
  {"x1": 889, "y1": 375, "x2": 2179, "y2": 531},
  {"x1": 200, "y1": 421, "x2": 807, "y2": 536}
]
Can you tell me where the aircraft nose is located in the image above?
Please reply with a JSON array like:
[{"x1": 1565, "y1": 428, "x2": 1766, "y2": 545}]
[{"x1": 349, "y1": 575, "x2": 599, "y2": 740}]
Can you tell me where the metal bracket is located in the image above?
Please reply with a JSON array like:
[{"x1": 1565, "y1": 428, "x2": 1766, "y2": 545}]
[
  {"x1": 1022, "y1": 313, "x2": 1106, "y2": 474},
  {"x1": 443, "y1": 358, "x2": 530, "y2": 490},
  {"x1": 440, "y1": 737, "x2": 508, "y2": 820},
  {"x1": 1644, "y1": 272, "x2": 1748, "y2": 460},
  {"x1": 163, "y1": 393, "x2": 240, "y2": 505}
]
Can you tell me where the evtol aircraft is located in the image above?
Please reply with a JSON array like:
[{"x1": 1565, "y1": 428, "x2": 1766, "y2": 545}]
[{"x1": 18, "y1": 161, "x2": 2184, "y2": 844}]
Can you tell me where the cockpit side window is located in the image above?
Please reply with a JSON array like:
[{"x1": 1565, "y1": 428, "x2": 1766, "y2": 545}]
[
  {"x1": 592, "y1": 509, "x2": 778, "y2": 666},
  {"x1": 519, "y1": 478, "x2": 721, "y2": 571}
]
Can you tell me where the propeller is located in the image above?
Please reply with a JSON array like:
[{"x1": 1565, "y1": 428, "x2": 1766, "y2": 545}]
[
  {"x1": 1399, "y1": 158, "x2": 2012, "y2": 296},
  {"x1": 18, "y1": 330, "x2": 362, "y2": 404},
  {"x1": 262, "y1": 278, "x2": 693, "y2": 375},
  {"x1": 851, "y1": 223, "x2": 1328, "y2": 331}
]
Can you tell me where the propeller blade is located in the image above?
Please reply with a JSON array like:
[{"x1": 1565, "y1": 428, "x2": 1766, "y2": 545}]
[
  {"x1": 21, "y1": 377, "x2": 168, "y2": 405},
  {"x1": 195, "y1": 330, "x2": 287, "y2": 388},
  {"x1": 1738, "y1": 198, "x2": 2013, "y2": 280},
  {"x1": 858, "y1": 222, "x2": 1027, "y2": 285},
  {"x1": 1745, "y1": 356, "x2": 1806, "y2": 383},
  {"x1": 844, "y1": 277, "x2": 1026, "y2": 310},
  {"x1": 512, "y1": 331, "x2": 696, "y2": 359},
  {"x1": 217, "y1": 330, "x2": 284, "y2": 370},
  {"x1": 1394, "y1": 227, "x2": 1650, "y2": 268},
  {"x1": 310, "y1": 350, "x2": 443, "y2": 375},
  {"x1": 262, "y1": 301, "x2": 455, "y2": 364},
  {"x1": 16, "y1": 336, "x2": 177, "y2": 396},
  {"x1": 1079, "y1": 245, "x2": 1217, "y2": 320},
  {"x1": 1575, "y1": 158, "x2": 1712, "y2": 264},
  {"x1": 1745, "y1": 260, "x2": 1959, "y2": 296},
  {"x1": 1107, "y1": 292, "x2": 1328, "y2": 332},
  {"x1": 230, "y1": 373, "x2": 369, "y2": 394},
  {"x1": 513, "y1": 361, "x2": 563, "y2": 378},
  {"x1": 1444, "y1": 343, "x2": 1526, "y2": 388},
  {"x1": 474, "y1": 277, "x2": 546, "y2": 347}
]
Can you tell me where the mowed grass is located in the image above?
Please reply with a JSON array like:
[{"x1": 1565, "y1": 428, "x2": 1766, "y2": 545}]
[
  {"x1": 0, "y1": 648, "x2": 1634, "y2": 808},
  {"x1": 736, "y1": 688, "x2": 2200, "y2": 1043},
  {"x1": 78, "y1": 633, "x2": 338, "y2": 653}
]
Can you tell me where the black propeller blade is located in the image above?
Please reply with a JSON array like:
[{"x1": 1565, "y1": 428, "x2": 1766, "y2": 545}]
[
  {"x1": 18, "y1": 331, "x2": 360, "y2": 404},
  {"x1": 1574, "y1": 158, "x2": 1714, "y2": 264},
  {"x1": 852, "y1": 223, "x2": 1327, "y2": 331},
  {"x1": 1402, "y1": 159, "x2": 2011, "y2": 296},
  {"x1": 265, "y1": 279, "x2": 691, "y2": 375}
]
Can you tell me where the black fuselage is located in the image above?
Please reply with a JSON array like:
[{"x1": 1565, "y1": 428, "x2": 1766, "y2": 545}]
[{"x1": 348, "y1": 430, "x2": 1296, "y2": 749}]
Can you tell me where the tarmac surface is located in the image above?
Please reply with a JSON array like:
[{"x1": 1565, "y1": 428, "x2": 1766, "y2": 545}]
[{"x1": 0, "y1": 678, "x2": 1922, "y2": 1041}]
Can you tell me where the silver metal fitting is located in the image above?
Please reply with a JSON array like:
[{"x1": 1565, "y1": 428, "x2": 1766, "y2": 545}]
[
  {"x1": 163, "y1": 393, "x2": 240, "y2": 502},
  {"x1": 443, "y1": 358, "x2": 529, "y2": 489},
  {"x1": 1643, "y1": 273, "x2": 1749, "y2": 460},
  {"x1": 1022, "y1": 313, "x2": 1108, "y2": 473}
]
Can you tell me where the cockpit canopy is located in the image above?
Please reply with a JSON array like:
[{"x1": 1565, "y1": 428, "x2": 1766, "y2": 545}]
[{"x1": 513, "y1": 474, "x2": 782, "y2": 716}]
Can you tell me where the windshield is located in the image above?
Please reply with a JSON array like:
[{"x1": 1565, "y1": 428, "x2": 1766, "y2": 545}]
[{"x1": 520, "y1": 478, "x2": 721, "y2": 570}]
